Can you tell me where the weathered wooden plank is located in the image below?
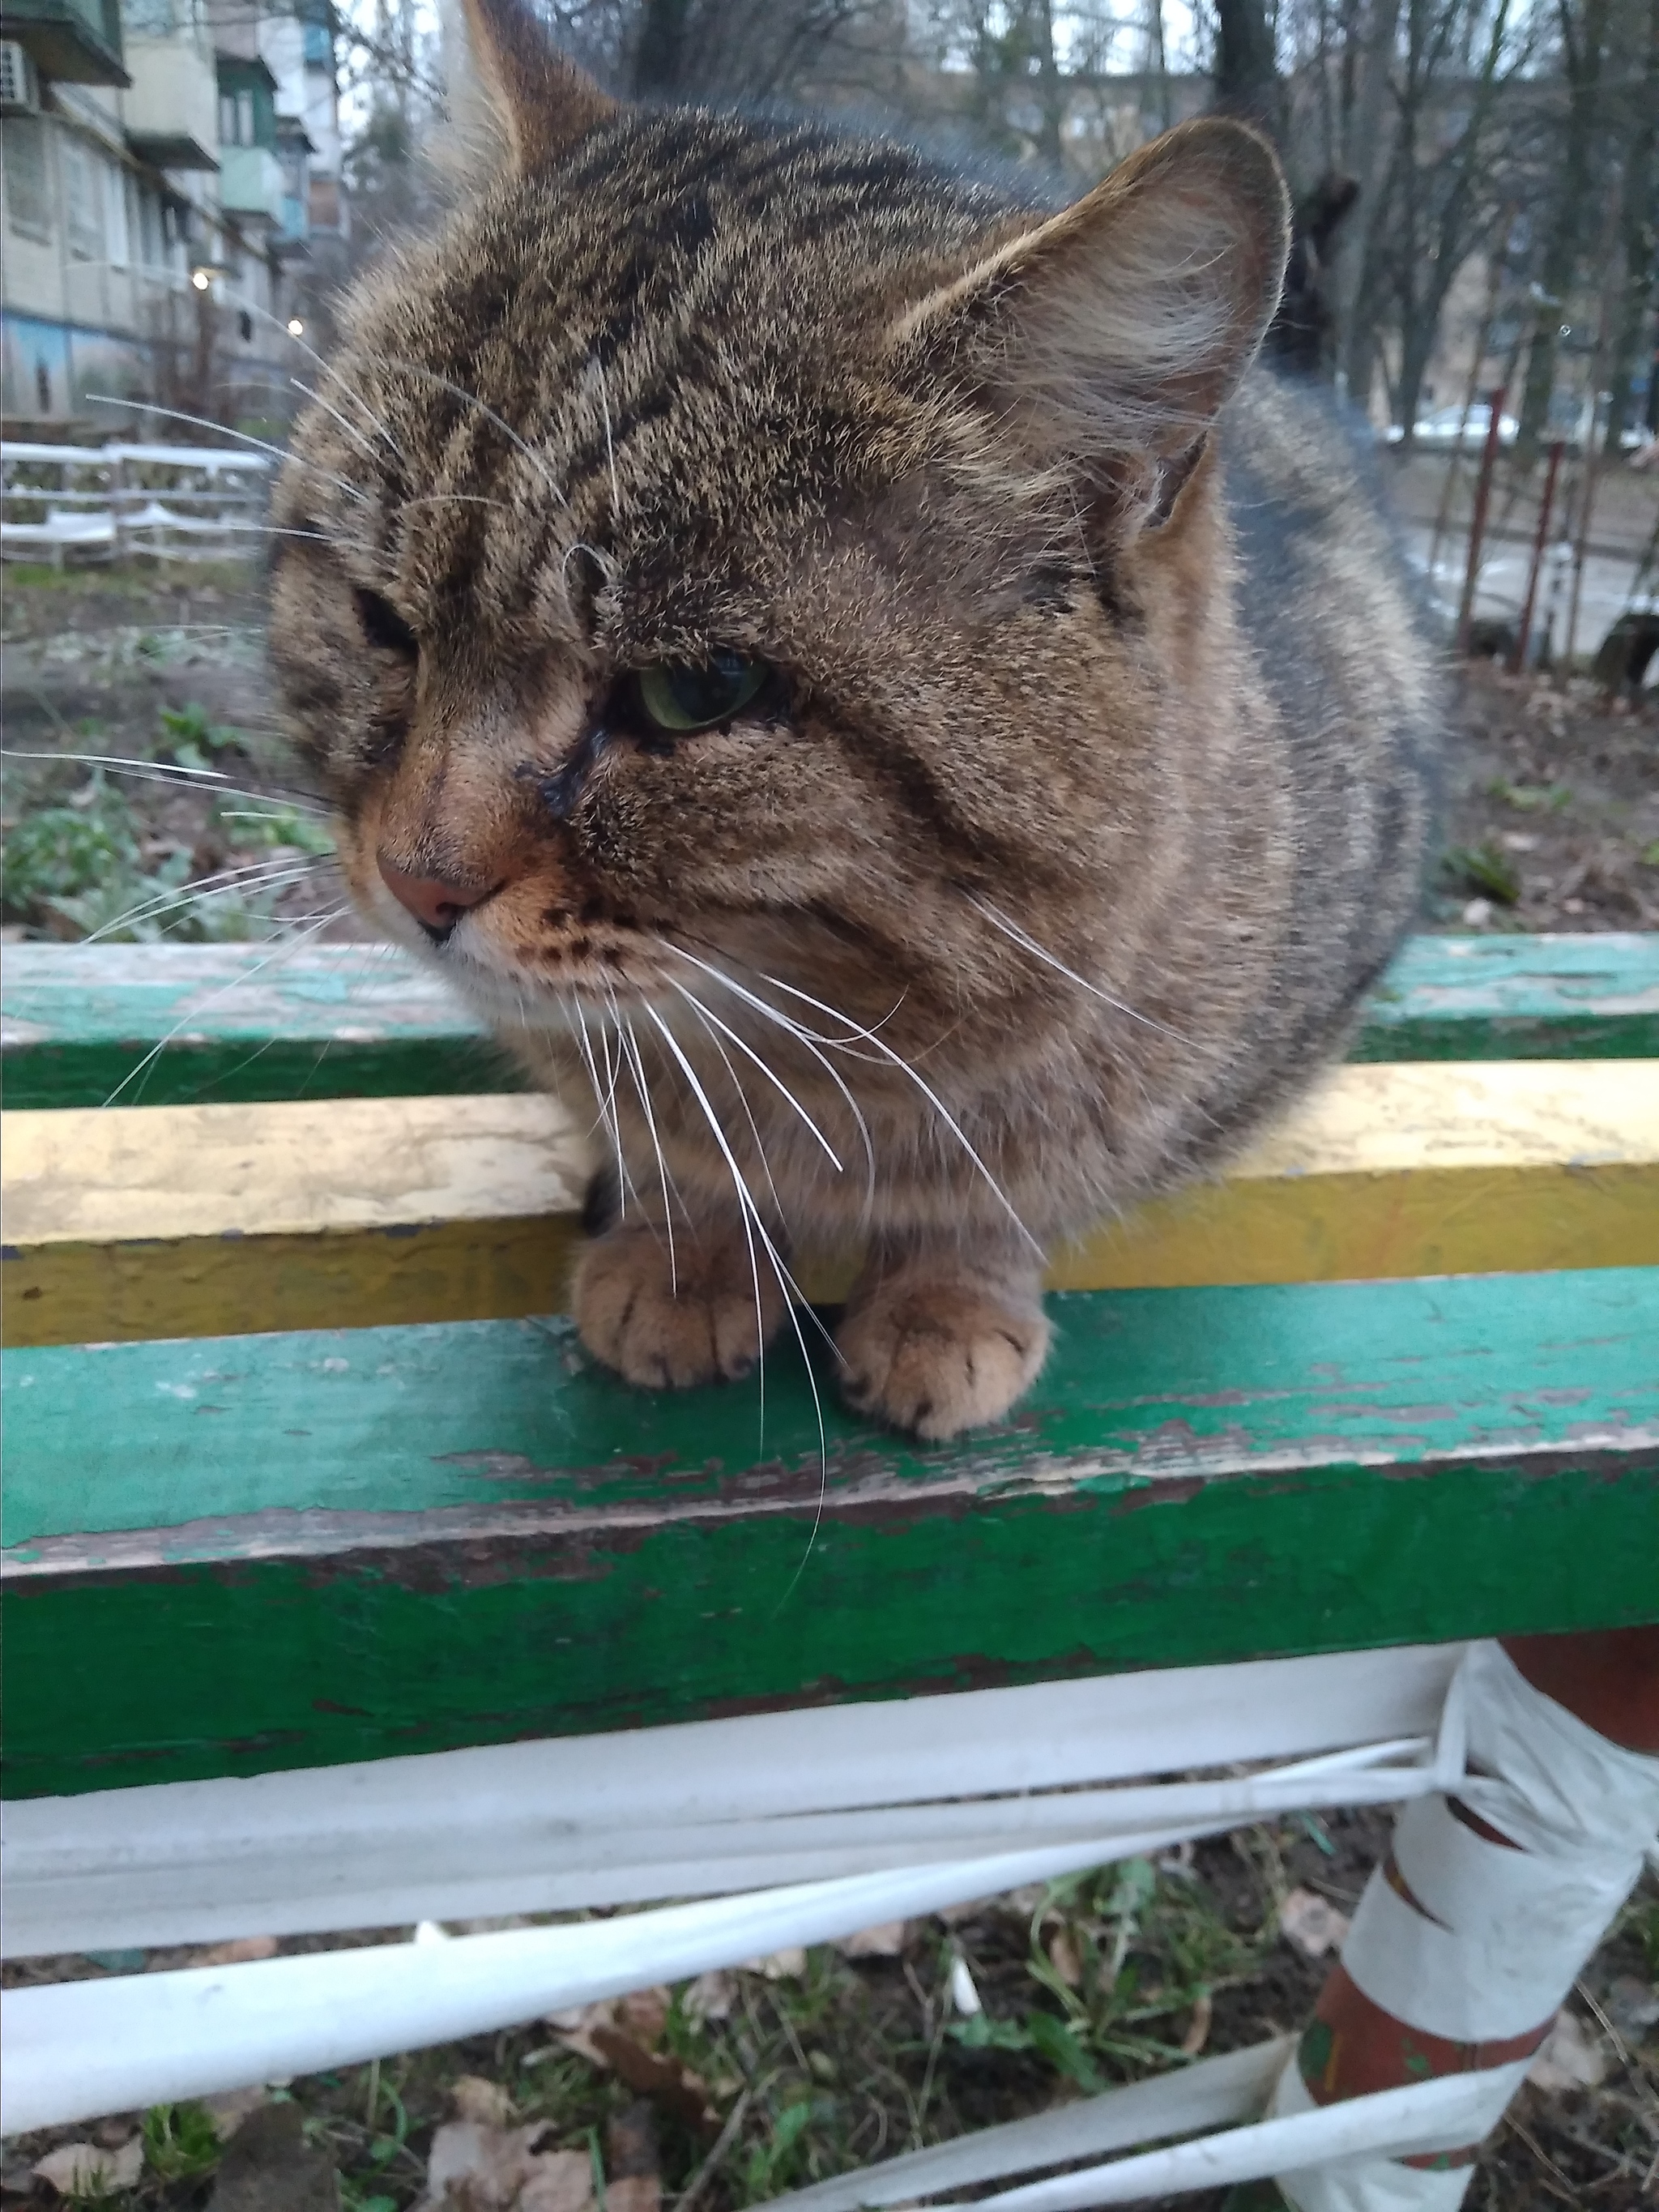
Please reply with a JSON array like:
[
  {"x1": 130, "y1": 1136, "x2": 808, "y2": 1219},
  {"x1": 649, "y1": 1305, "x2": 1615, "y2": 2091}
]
[
  {"x1": 1352, "y1": 933, "x2": 1659, "y2": 1062},
  {"x1": 4, "y1": 1269, "x2": 1655, "y2": 1799},
  {"x1": 5, "y1": 934, "x2": 1656, "y2": 1111},
  {"x1": 0, "y1": 941, "x2": 522, "y2": 1109},
  {"x1": 5, "y1": 1062, "x2": 1656, "y2": 1346}
]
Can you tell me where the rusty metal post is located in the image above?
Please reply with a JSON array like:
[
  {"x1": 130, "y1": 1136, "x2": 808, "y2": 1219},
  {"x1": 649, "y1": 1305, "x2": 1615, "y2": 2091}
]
[
  {"x1": 1455, "y1": 388, "x2": 1508, "y2": 656},
  {"x1": 1508, "y1": 439, "x2": 1565, "y2": 672}
]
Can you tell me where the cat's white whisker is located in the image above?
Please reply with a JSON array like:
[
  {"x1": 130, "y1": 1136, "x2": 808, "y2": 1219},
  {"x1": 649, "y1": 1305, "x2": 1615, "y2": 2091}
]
[
  {"x1": 663, "y1": 977, "x2": 842, "y2": 1172},
  {"x1": 382, "y1": 361, "x2": 566, "y2": 507},
  {"x1": 81, "y1": 395, "x2": 369, "y2": 506},
  {"x1": 970, "y1": 897, "x2": 1188, "y2": 1042},
  {"x1": 640, "y1": 1001, "x2": 838, "y2": 1576},
  {"x1": 99, "y1": 906, "x2": 347, "y2": 1107},
  {"x1": 759, "y1": 971, "x2": 1044, "y2": 1260},
  {"x1": 80, "y1": 856, "x2": 331, "y2": 946},
  {"x1": 667, "y1": 984, "x2": 790, "y2": 1226},
  {"x1": 399, "y1": 493, "x2": 511, "y2": 515},
  {"x1": 566, "y1": 994, "x2": 633, "y2": 1220},
  {"x1": 656, "y1": 943, "x2": 877, "y2": 1210},
  {"x1": 2, "y1": 753, "x2": 333, "y2": 817},
  {"x1": 612, "y1": 1010, "x2": 680, "y2": 1297},
  {"x1": 595, "y1": 358, "x2": 620, "y2": 515},
  {"x1": 290, "y1": 378, "x2": 383, "y2": 467}
]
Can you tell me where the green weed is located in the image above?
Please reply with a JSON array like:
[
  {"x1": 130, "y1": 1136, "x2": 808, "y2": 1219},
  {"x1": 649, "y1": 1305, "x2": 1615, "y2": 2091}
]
[
  {"x1": 1, "y1": 770, "x2": 295, "y2": 941},
  {"x1": 1486, "y1": 778, "x2": 1573, "y2": 813},
  {"x1": 1441, "y1": 843, "x2": 1521, "y2": 904},
  {"x1": 156, "y1": 699, "x2": 252, "y2": 774},
  {"x1": 141, "y1": 2100, "x2": 221, "y2": 2182},
  {"x1": 1, "y1": 775, "x2": 142, "y2": 917}
]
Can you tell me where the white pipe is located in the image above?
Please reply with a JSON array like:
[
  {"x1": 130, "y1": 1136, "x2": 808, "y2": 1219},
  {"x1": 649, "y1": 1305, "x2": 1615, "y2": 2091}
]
[
  {"x1": 0, "y1": 1822, "x2": 1288, "y2": 2132},
  {"x1": 768, "y1": 2040, "x2": 1294, "y2": 2212},
  {"x1": 4, "y1": 1642, "x2": 1459, "y2": 1957},
  {"x1": 915, "y1": 2068, "x2": 1531, "y2": 2212}
]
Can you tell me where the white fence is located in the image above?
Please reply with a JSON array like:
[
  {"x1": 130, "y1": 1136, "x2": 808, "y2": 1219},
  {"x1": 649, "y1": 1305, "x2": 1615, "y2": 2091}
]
[{"x1": 1, "y1": 441, "x2": 271, "y2": 565}]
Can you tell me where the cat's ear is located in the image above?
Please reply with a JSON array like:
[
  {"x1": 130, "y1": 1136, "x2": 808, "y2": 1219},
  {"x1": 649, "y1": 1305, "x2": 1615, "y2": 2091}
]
[
  {"x1": 893, "y1": 118, "x2": 1288, "y2": 479},
  {"x1": 458, "y1": 0, "x2": 615, "y2": 172}
]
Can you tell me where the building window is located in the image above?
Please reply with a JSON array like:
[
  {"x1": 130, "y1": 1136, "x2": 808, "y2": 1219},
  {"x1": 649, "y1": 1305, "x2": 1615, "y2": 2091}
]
[
  {"x1": 3, "y1": 114, "x2": 52, "y2": 240},
  {"x1": 124, "y1": 0, "x2": 175, "y2": 31},
  {"x1": 61, "y1": 136, "x2": 105, "y2": 261},
  {"x1": 218, "y1": 88, "x2": 257, "y2": 145}
]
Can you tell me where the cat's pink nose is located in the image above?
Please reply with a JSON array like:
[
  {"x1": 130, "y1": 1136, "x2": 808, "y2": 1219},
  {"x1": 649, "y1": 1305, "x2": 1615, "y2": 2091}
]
[{"x1": 377, "y1": 854, "x2": 498, "y2": 937}]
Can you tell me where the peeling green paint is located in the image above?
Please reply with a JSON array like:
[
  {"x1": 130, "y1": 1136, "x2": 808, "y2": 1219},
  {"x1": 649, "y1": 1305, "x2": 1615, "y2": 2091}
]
[
  {"x1": 5, "y1": 933, "x2": 1656, "y2": 1108},
  {"x1": 5, "y1": 1270, "x2": 1655, "y2": 1799}
]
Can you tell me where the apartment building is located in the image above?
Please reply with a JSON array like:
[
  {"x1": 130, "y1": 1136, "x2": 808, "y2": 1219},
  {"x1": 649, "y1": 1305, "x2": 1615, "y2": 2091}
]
[{"x1": 0, "y1": 0, "x2": 346, "y2": 432}]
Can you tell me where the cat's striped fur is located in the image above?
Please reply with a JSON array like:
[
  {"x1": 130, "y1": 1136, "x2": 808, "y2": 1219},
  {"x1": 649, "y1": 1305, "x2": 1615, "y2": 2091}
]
[{"x1": 268, "y1": 9, "x2": 1437, "y2": 1437}]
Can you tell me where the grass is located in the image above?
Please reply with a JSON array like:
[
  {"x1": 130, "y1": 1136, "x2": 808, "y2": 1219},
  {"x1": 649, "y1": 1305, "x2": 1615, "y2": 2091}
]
[
  {"x1": 0, "y1": 702, "x2": 335, "y2": 944},
  {"x1": 13, "y1": 1851, "x2": 1657, "y2": 2210}
]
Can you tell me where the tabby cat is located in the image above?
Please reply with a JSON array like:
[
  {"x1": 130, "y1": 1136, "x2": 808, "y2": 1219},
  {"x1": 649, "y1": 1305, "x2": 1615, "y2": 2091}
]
[{"x1": 268, "y1": 0, "x2": 1436, "y2": 1440}]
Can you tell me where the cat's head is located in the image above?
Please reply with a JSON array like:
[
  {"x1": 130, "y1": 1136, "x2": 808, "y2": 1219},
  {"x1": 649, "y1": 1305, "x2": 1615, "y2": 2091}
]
[{"x1": 268, "y1": 2, "x2": 1288, "y2": 1039}]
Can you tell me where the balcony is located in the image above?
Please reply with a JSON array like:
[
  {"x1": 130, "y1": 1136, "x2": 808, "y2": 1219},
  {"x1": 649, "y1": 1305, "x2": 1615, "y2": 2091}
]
[
  {"x1": 218, "y1": 143, "x2": 283, "y2": 224},
  {"x1": 0, "y1": 0, "x2": 126, "y2": 83},
  {"x1": 123, "y1": 30, "x2": 219, "y2": 169}
]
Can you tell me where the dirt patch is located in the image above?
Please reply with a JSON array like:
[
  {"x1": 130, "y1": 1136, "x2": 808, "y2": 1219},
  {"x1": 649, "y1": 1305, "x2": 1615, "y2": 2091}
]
[{"x1": 1435, "y1": 660, "x2": 1659, "y2": 933}]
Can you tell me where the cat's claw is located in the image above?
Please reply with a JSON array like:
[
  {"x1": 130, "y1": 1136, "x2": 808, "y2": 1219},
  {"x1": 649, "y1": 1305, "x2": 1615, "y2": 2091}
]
[
  {"x1": 836, "y1": 1276, "x2": 1051, "y2": 1441},
  {"x1": 574, "y1": 1221, "x2": 787, "y2": 1390}
]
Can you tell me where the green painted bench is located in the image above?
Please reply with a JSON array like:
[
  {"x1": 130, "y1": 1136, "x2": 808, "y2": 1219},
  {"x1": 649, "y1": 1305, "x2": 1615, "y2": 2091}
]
[{"x1": 2, "y1": 933, "x2": 1657, "y2": 2189}]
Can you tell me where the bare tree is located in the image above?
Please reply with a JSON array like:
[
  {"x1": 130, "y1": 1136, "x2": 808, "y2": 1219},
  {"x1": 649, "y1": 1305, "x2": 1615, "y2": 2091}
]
[{"x1": 1514, "y1": 0, "x2": 1613, "y2": 455}]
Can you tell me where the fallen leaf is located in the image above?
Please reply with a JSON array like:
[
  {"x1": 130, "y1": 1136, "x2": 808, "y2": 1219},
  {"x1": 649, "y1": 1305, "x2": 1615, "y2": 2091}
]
[
  {"x1": 1528, "y1": 2009, "x2": 1607, "y2": 2092},
  {"x1": 1179, "y1": 1992, "x2": 1213, "y2": 2056},
  {"x1": 1277, "y1": 1888, "x2": 1350, "y2": 1960},
  {"x1": 548, "y1": 1998, "x2": 714, "y2": 2130},
  {"x1": 518, "y1": 2154, "x2": 595, "y2": 2212},
  {"x1": 588, "y1": 2028, "x2": 714, "y2": 2131},
  {"x1": 682, "y1": 1970, "x2": 736, "y2": 2024},
  {"x1": 744, "y1": 1947, "x2": 807, "y2": 1979},
  {"x1": 453, "y1": 2077, "x2": 515, "y2": 2128},
  {"x1": 33, "y1": 2138, "x2": 144, "y2": 2193},
  {"x1": 194, "y1": 1934, "x2": 280, "y2": 1966},
  {"x1": 840, "y1": 1920, "x2": 909, "y2": 1959},
  {"x1": 1047, "y1": 1928, "x2": 1083, "y2": 1988},
  {"x1": 420, "y1": 2121, "x2": 592, "y2": 2212}
]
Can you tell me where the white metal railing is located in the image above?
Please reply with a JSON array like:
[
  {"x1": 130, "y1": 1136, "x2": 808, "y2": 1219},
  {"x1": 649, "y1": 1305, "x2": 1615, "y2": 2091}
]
[{"x1": 1, "y1": 440, "x2": 271, "y2": 565}]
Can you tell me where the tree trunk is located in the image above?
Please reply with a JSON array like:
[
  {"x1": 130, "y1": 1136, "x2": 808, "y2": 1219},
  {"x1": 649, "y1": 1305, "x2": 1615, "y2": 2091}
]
[
  {"x1": 1333, "y1": 0, "x2": 1403, "y2": 401},
  {"x1": 1213, "y1": 0, "x2": 1282, "y2": 143},
  {"x1": 1516, "y1": 0, "x2": 1611, "y2": 462},
  {"x1": 1034, "y1": 0, "x2": 1064, "y2": 171},
  {"x1": 633, "y1": 0, "x2": 693, "y2": 94},
  {"x1": 1601, "y1": 0, "x2": 1658, "y2": 455}
]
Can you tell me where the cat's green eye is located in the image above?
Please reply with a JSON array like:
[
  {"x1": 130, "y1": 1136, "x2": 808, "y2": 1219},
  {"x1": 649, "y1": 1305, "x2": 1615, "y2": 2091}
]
[{"x1": 635, "y1": 653, "x2": 769, "y2": 732}]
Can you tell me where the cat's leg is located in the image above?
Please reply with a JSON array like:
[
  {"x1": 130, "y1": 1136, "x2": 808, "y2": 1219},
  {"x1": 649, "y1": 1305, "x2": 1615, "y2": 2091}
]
[
  {"x1": 574, "y1": 1189, "x2": 788, "y2": 1389},
  {"x1": 836, "y1": 1236, "x2": 1051, "y2": 1441}
]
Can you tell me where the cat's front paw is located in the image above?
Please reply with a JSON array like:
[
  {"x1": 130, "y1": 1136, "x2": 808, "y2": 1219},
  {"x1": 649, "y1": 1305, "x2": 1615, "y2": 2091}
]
[
  {"x1": 574, "y1": 1220, "x2": 787, "y2": 1389},
  {"x1": 837, "y1": 1274, "x2": 1051, "y2": 1441}
]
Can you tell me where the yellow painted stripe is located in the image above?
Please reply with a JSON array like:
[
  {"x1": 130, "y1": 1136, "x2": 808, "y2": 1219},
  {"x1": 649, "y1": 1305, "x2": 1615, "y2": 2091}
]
[{"x1": 4, "y1": 1063, "x2": 1656, "y2": 1347}]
